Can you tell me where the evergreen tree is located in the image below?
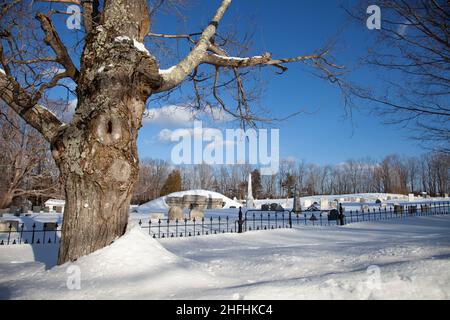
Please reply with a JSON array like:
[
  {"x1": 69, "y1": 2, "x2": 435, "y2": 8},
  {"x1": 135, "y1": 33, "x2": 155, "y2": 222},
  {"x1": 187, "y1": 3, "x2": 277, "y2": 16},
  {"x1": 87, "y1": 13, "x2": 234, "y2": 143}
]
[
  {"x1": 251, "y1": 169, "x2": 263, "y2": 199},
  {"x1": 161, "y1": 170, "x2": 182, "y2": 196}
]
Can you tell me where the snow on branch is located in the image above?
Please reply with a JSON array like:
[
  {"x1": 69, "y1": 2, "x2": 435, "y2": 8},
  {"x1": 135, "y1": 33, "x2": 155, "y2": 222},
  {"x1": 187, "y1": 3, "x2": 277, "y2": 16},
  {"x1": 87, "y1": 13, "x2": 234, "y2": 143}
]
[
  {"x1": 202, "y1": 50, "x2": 343, "y2": 74},
  {"x1": 155, "y1": 0, "x2": 232, "y2": 93}
]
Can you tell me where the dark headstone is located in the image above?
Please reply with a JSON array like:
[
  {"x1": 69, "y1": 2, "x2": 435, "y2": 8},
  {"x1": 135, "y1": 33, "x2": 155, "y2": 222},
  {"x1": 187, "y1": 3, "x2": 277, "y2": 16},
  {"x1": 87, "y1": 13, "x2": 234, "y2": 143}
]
[
  {"x1": 44, "y1": 222, "x2": 57, "y2": 231},
  {"x1": 328, "y1": 209, "x2": 339, "y2": 221},
  {"x1": 270, "y1": 203, "x2": 283, "y2": 211}
]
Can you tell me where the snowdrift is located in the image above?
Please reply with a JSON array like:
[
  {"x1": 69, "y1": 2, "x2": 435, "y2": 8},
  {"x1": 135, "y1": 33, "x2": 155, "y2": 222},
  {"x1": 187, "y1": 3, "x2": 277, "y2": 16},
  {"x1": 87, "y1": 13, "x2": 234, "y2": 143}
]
[
  {"x1": 1, "y1": 216, "x2": 450, "y2": 299},
  {"x1": 0, "y1": 225, "x2": 217, "y2": 299}
]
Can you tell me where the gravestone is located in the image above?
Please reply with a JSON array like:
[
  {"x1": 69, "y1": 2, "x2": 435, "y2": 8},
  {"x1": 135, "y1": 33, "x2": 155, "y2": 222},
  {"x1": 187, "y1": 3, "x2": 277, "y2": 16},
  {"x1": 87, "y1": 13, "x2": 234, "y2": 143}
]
[
  {"x1": 43, "y1": 222, "x2": 57, "y2": 231},
  {"x1": 150, "y1": 213, "x2": 165, "y2": 220},
  {"x1": 189, "y1": 208, "x2": 204, "y2": 220},
  {"x1": 0, "y1": 220, "x2": 19, "y2": 232},
  {"x1": 408, "y1": 205, "x2": 417, "y2": 214},
  {"x1": 328, "y1": 209, "x2": 339, "y2": 221},
  {"x1": 168, "y1": 206, "x2": 183, "y2": 220},
  {"x1": 320, "y1": 199, "x2": 329, "y2": 210},
  {"x1": 261, "y1": 204, "x2": 270, "y2": 211},
  {"x1": 55, "y1": 206, "x2": 63, "y2": 213},
  {"x1": 408, "y1": 194, "x2": 415, "y2": 202},
  {"x1": 330, "y1": 201, "x2": 338, "y2": 209},
  {"x1": 166, "y1": 197, "x2": 183, "y2": 208},
  {"x1": 293, "y1": 195, "x2": 301, "y2": 212},
  {"x1": 33, "y1": 206, "x2": 41, "y2": 213},
  {"x1": 182, "y1": 195, "x2": 208, "y2": 210},
  {"x1": 394, "y1": 205, "x2": 403, "y2": 214},
  {"x1": 270, "y1": 203, "x2": 283, "y2": 211},
  {"x1": 207, "y1": 198, "x2": 224, "y2": 209},
  {"x1": 303, "y1": 199, "x2": 312, "y2": 208}
]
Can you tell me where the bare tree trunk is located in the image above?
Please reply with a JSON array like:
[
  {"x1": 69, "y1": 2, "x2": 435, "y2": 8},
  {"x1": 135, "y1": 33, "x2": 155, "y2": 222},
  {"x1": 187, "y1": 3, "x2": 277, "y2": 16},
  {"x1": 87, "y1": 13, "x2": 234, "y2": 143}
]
[{"x1": 53, "y1": 0, "x2": 160, "y2": 264}]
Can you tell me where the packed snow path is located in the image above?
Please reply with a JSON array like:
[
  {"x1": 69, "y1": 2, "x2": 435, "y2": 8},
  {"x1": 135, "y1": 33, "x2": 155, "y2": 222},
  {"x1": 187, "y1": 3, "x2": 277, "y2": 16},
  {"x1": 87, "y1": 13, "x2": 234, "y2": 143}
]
[{"x1": 1, "y1": 216, "x2": 450, "y2": 299}]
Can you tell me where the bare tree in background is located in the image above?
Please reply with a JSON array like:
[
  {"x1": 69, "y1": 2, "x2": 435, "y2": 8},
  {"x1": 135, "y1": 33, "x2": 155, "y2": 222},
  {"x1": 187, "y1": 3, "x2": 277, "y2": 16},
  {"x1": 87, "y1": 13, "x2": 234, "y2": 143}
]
[
  {"x1": 0, "y1": 0, "x2": 344, "y2": 263},
  {"x1": 347, "y1": 0, "x2": 450, "y2": 153},
  {"x1": 0, "y1": 103, "x2": 61, "y2": 209}
]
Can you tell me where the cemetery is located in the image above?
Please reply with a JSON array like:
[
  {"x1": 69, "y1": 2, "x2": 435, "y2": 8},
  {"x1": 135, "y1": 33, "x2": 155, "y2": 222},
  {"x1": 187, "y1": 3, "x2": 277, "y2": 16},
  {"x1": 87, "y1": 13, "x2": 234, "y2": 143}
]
[{"x1": 0, "y1": 0, "x2": 448, "y2": 302}]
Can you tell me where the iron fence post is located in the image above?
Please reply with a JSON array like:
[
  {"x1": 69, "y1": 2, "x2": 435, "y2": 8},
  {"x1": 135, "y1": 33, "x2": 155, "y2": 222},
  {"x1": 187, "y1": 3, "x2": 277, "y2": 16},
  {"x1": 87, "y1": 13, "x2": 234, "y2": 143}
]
[
  {"x1": 7, "y1": 223, "x2": 11, "y2": 245},
  {"x1": 31, "y1": 223, "x2": 35, "y2": 244},
  {"x1": 20, "y1": 223, "x2": 24, "y2": 244},
  {"x1": 238, "y1": 207, "x2": 243, "y2": 233},
  {"x1": 210, "y1": 216, "x2": 213, "y2": 234},
  {"x1": 289, "y1": 211, "x2": 292, "y2": 229}
]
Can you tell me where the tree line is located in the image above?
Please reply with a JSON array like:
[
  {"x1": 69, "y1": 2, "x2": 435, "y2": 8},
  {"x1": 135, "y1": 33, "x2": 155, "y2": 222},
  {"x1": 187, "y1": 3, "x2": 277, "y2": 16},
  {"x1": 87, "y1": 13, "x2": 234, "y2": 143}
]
[
  {"x1": 2, "y1": 106, "x2": 448, "y2": 210},
  {"x1": 132, "y1": 153, "x2": 450, "y2": 205}
]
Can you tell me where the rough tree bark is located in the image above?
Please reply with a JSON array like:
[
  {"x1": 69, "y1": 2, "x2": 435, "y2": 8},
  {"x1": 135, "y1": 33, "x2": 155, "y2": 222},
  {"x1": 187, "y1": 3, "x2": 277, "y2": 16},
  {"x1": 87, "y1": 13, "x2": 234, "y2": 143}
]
[{"x1": 52, "y1": 0, "x2": 162, "y2": 263}]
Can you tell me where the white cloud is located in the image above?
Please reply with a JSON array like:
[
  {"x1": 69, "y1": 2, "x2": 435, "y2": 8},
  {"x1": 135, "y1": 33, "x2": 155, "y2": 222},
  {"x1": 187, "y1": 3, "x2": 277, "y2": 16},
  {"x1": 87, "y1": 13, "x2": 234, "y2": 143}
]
[
  {"x1": 157, "y1": 127, "x2": 236, "y2": 146},
  {"x1": 143, "y1": 105, "x2": 196, "y2": 126},
  {"x1": 142, "y1": 105, "x2": 235, "y2": 127}
]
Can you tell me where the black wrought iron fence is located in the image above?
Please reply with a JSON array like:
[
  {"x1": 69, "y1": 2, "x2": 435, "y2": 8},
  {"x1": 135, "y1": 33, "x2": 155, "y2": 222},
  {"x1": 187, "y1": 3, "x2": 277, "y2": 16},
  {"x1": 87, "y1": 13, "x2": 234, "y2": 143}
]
[
  {"x1": 1, "y1": 201, "x2": 449, "y2": 244},
  {"x1": 138, "y1": 201, "x2": 450, "y2": 238},
  {"x1": 0, "y1": 222, "x2": 60, "y2": 245},
  {"x1": 138, "y1": 216, "x2": 239, "y2": 238},
  {"x1": 291, "y1": 201, "x2": 450, "y2": 226}
]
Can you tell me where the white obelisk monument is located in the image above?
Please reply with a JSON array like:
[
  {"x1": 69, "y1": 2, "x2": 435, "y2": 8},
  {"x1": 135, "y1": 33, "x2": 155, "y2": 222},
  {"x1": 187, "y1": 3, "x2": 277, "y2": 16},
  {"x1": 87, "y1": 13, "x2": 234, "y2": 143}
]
[{"x1": 246, "y1": 173, "x2": 255, "y2": 208}]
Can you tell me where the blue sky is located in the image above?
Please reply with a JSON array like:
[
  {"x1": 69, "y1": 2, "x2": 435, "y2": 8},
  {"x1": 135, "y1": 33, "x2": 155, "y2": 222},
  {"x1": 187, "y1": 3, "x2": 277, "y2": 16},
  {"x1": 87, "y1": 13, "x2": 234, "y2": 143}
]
[
  {"x1": 136, "y1": 0, "x2": 424, "y2": 165},
  {"x1": 43, "y1": 0, "x2": 425, "y2": 166}
]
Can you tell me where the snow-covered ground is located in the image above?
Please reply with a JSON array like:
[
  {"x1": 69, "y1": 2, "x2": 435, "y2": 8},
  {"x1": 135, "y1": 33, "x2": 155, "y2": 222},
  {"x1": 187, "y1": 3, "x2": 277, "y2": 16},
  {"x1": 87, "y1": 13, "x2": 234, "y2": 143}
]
[{"x1": 1, "y1": 215, "x2": 449, "y2": 299}]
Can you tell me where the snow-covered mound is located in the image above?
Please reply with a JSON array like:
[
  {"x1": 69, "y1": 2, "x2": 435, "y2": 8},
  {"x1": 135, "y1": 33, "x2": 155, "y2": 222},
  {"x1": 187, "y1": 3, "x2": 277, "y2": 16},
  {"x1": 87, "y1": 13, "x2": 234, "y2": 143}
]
[
  {"x1": 138, "y1": 189, "x2": 242, "y2": 213},
  {"x1": 0, "y1": 225, "x2": 217, "y2": 299},
  {"x1": 1, "y1": 216, "x2": 450, "y2": 299}
]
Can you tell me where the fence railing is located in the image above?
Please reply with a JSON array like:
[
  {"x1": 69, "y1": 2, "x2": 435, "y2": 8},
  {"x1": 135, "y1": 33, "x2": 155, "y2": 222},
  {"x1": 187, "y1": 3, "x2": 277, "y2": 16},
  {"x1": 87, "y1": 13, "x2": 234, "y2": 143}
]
[
  {"x1": 291, "y1": 201, "x2": 450, "y2": 226},
  {"x1": 139, "y1": 201, "x2": 450, "y2": 239},
  {"x1": 0, "y1": 222, "x2": 60, "y2": 245},
  {"x1": 1, "y1": 201, "x2": 449, "y2": 244}
]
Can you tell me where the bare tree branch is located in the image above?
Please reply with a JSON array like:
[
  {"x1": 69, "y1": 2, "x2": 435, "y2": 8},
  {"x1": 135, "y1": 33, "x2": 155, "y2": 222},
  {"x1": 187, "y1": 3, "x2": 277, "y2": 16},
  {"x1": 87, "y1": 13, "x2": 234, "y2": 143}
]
[
  {"x1": 36, "y1": 12, "x2": 79, "y2": 83},
  {"x1": 156, "y1": 0, "x2": 232, "y2": 92},
  {"x1": 0, "y1": 72, "x2": 63, "y2": 142}
]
